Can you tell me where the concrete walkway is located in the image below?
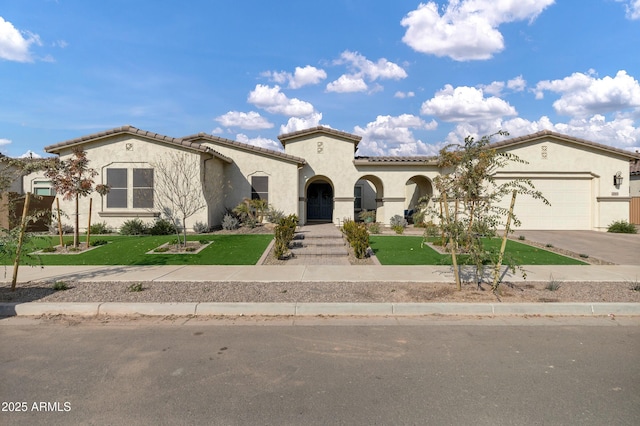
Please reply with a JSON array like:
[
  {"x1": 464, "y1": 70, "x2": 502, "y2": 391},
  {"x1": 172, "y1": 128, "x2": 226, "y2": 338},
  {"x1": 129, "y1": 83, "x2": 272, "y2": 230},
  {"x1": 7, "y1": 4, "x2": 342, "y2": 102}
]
[{"x1": 287, "y1": 222, "x2": 350, "y2": 265}]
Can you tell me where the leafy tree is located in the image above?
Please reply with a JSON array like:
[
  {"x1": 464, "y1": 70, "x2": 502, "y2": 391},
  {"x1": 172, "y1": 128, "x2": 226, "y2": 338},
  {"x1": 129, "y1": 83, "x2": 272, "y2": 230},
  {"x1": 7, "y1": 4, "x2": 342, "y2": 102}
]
[
  {"x1": 44, "y1": 148, "x2": 110, "y2": 248},
  {"x1": 427, "y1": 131, "x2": 549, "y2": 293}
]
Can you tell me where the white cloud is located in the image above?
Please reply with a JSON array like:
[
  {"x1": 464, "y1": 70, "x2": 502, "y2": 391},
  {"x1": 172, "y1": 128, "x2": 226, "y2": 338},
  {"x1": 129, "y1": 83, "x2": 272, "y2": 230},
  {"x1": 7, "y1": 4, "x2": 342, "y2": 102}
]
[
  {"x1": 327, "y1": 50, "x2": 407, "y2": 93},
  {"x1": 0, "y1": 16, "x2": 41, "y2": 62},
  {"x1": 235, "y1": 133, "x2": 283, "y2": 152},
  {"x1": 279, "y1": 113, "x2": 323, "y2": 135},
  {"x1": 618, "y1": 0, "x2": 640, "y2": 19},
  {"x1": 264, "y1": 65, "x2": 327, "y2": 89},
  {"x1": 507, "y1": 75, "x2": 527, "y2": 91},
  {"x1": 247, "y1": 84, "x2": 316, "y2": 116},
  {"x1": 19, "y1": 149, "x2": 42, "y2": 158},
  {"x1": 326, "y1": 74, "x2": 368, "y2": 93},
  {"x1": 353, "y1": 114, "x2": 439, "y2": 156},
  {"x1": 394, "y1": 91, "x2": 416, "y2": 98},
  {"x1": 211, "y1": 127, "x2": 224, "y2": 134},
  {"x1": 401, "y1": 0, "x2": 555, "y2": 61},
  {"x1": 215, "y1": 111, "x2": 274, "y2": 130},
  {"x1": 534, "y1": 70, "x2": 640, "y2": 117},
  {"x1": 421, "y1": 84, "x2": 517, "y2": 122},
  {"x1": 0, "y1": 137, "x2": 10, "y2": 147},
  {"x1": 480, "y1": 81, "x2": 505, "y2": 96},
  {"x1": 443, "y1": 114, "x2": 640, "y2": 152}
]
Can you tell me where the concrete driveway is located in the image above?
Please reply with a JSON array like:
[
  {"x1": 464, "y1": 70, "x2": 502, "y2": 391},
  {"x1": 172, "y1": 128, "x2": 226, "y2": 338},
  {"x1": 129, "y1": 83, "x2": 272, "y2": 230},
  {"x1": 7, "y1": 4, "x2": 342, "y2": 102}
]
[{"x1": 515, "y1": 230, "x2": 640, "y2": 265}]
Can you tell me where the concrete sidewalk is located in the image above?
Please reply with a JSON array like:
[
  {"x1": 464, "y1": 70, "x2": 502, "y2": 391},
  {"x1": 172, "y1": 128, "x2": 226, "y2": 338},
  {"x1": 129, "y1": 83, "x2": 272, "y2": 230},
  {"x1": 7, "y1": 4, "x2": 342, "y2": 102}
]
[{"x1": 3, "y1": 264, "x2": 640, "y2": 284}]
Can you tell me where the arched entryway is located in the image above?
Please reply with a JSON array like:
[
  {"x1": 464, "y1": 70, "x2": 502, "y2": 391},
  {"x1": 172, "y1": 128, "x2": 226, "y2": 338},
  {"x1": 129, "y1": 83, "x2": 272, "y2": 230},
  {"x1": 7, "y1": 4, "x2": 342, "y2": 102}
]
[
  {"x1": 306, "y1": 178, "x2": 334, "y2": 221},
  {"x1": 354, "y1": 175, "x2": 384, "y2": 221},
  {"x1": 405, "y1": 175, "x2": 433, "y2": 223}
]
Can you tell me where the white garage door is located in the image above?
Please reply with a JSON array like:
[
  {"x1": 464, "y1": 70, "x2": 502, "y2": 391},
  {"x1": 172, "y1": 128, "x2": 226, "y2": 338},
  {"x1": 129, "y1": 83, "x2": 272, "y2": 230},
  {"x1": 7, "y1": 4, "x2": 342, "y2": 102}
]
[{"x1": 496, "y1": 177, "x2": 592, "y2": 230}]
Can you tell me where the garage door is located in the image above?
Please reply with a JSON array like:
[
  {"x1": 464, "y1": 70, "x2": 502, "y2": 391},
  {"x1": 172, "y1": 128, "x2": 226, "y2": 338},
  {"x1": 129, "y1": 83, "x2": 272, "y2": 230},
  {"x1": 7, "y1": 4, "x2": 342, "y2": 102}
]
[{"x1": 495, "y1": 177, "x2": 592, "y2": 230}]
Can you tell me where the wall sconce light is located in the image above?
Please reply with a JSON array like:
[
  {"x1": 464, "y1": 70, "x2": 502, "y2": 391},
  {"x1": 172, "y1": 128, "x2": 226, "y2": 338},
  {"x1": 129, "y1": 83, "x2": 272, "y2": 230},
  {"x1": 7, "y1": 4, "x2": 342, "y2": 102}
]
[{"x1": 613, "y1": 171, "x2": 623, "y2": 187}]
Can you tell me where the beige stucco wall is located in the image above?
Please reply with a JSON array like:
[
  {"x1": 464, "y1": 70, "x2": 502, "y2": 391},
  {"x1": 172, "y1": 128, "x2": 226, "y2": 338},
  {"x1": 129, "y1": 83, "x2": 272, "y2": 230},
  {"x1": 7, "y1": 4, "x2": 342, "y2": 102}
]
[
  {"x1": 494, "y1": 137, "x2": 632, "y2": 231},
  {"x1": 34, "y1": 135, "x2": 223, "y2": 233},
  {"x1": 196, "y1": 140, "x2": 300, "y2": 218}
]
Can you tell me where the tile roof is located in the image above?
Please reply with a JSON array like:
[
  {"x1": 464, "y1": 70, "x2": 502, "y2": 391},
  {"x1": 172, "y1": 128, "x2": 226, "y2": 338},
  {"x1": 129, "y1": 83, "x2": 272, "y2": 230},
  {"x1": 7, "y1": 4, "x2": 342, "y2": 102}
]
[
  {"x1": 183, "y1": 133, "x2": 306, "y2": 165},
  {"x1": 44, "y1": 125, "x2": 232, "y2": 163},
  {"x1": 353, "y1": 156, "x2": 438, "y2": 165},
  {"x1": 278, "y1": 126, "x2": 362, "y2": 147},
  {"x1": 489, "y1": 130, "x2": 640, "y2": 160},
  {"x1": 631, "y1": 158, "x2": 640, "y2": 176}
]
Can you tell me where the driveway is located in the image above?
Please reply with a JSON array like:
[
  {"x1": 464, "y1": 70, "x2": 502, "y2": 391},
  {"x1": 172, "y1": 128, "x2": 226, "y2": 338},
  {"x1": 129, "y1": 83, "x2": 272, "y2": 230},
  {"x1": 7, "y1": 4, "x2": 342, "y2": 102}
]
[{"x1": 515, "y1": 230, "x2": 640, "y2": 265}]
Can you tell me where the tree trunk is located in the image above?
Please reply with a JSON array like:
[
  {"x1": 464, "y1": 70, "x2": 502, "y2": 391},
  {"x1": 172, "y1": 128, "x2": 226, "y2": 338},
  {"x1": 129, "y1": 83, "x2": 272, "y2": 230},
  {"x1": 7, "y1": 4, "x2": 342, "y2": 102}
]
[
  {"x1": 74, "y1": 194, "x2": 79, "y2": 248},
  {"x1": 442, "y1": 192, "x2": 461, "y2": 291},
  {"x1": 492, "y1": 190, "x2": 517, "y2": 292},
  {"x1": 11, "y1": 192, "x2": 31, "y2": 291}
]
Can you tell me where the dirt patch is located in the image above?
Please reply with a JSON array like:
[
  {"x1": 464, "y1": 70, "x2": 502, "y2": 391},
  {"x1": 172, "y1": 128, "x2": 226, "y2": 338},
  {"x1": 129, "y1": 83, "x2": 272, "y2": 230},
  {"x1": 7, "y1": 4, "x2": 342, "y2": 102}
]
[{"x1": 2, "y1": 280, "x2": 639, "y2": 304}]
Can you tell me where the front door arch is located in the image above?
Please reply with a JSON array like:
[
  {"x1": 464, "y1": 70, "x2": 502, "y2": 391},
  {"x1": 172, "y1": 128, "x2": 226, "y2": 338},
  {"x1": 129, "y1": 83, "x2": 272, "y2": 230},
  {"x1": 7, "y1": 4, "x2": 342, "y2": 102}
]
[{"x1": 306, "y1": 179, "x2": 333, "y2": 221}]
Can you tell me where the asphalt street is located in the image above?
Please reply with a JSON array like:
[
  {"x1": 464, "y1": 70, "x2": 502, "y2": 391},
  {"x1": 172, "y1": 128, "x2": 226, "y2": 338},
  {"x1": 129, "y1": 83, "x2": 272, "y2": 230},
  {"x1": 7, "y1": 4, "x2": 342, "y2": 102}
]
[{"x1": 1, "y1": 316, "x2": 639, "y2": 425}]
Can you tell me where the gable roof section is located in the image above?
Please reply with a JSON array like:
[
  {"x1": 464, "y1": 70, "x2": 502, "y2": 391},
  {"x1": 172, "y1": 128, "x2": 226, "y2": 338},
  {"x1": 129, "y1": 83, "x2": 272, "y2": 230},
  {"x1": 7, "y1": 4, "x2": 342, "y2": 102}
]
[
  {"x1": 44, "y1": 125, "x2": 232, "y2": 163},
  {"x1": 631, "y1": 159, "x2": 640, "y2": 176},
  {"x1": 490, "y1": 130, "x2": 640, "y2": 160},
  {"x1": 184, "y1": 133, "x2": 306, "y2": 165},
  {"x1": 278, "y1": 126, "x2": 362, "y2": 148}
]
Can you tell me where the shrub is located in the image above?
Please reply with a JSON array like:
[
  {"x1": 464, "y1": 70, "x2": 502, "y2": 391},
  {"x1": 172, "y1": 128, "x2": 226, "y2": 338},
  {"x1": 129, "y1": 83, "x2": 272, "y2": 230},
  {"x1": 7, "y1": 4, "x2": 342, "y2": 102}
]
[
  {"x1": 358, "y1": 210, "x2": 376, "y2": 223},
  {"x1": 274, "y1": 214, "x2": 298, "y2": 259},
  {"x1": 53, "y1": 281, "x2": 68, "y2": 291},
  {"x1": 89, "y1": 221, "x2": 112, "y2": 234},
  {"x1": 42, "y1": 246, "x2": 57, "y2": 253},
  {"x1": 390, "y1": 215, "x2": 407, "y2": 234},
  {"x1": 342, "y1": 219, "x2": 370, "y2": 259},
  {"x1": 545, "y1": 281, "x2": 561, "y2": 291},
  {"x1": 607, "y1": 220, "x2": 637, "y2": 234},
  {"x1": 412, "y1": 210, "x2": 426, "y2": 227},
  {"x1": 90, "y1": 239, "x2": 108, "y2": 247},
  {"x1": 149, "y1": 218, "x2": 177, "y2": 235},
  {"x1": 193, "y1": 221, "x2": 212, "y2": 234},
  {"x1": 49, "y1": 223, "x2": 74, "y2": 235},
  {"x1": 244, "y1": 217, "x2": 258, "y2": 229},
  {"x1": 267, "y1": 208, "x2": 285, "y2": 224},
  {"x1": 119, "y1": 218, "x2": 149, "y2": 235},
  {"x1": 423, "y1": 221, "x2": 440, "y2": 238},
  {"x1": 154, "y1": 247, "x2": 170, "y2": 253},
  {"x1": 222, "y1": 214, "x2": 239, "y2": 230},
  {"x1": 518, "y1": 235, "x2": 526, "y2": 240},
  {"x1": 128, "y1": 283, "x2": 144, "y2": 292},
  {"x1": 367, "y1": 222, "x2": 381, "y2": 234}
]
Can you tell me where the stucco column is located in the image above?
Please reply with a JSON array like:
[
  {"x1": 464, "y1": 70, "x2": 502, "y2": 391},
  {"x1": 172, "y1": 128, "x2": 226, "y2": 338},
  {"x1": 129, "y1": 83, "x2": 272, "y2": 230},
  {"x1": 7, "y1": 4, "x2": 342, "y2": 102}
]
[
  {"x1": 381, "y1": 197, "x2": 405, "y2": 225},
  {"x1": 333, "y1": 197, "x2": 355, "y2": 226}
]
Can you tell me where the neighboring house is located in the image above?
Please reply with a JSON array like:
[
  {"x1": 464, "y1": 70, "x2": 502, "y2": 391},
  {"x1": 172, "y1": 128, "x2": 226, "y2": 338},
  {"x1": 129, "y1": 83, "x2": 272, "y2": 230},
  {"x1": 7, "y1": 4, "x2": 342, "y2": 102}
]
[
  {"x1": 630, "y1": 158, "x2": 640, "y2": 225},
  {"x1": 27, "y1": 125, "x2": 640, "y2": 232}
]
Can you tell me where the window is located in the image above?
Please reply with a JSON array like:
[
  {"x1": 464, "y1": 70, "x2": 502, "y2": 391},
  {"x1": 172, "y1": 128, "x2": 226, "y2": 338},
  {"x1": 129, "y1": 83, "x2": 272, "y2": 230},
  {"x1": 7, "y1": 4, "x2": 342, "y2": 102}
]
[
  {"x1": 354, "y1": 185, "x2": 363, "y2": 210},
  {"x1": 107, "y1": 168, "x2": 127, "y2": 208},
  {"x1": 133, "y1": 169, "x2": 154, "y2": 208},
  {"x1": 251, "y1": 176, "x2": 268, "y2": 202},
  {"x1": 106, "y1": 168, "x2": 154, "y2": 209},
  {"x1": 33, "y1": 180, "x2": 55, "y2": 196}
]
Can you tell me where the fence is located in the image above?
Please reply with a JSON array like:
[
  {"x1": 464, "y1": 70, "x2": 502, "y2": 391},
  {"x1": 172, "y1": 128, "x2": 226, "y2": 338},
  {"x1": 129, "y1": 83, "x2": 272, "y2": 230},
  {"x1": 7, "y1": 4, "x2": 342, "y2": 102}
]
[{"x1": 630, "y1": 197, "x2": 640, "y2": 225}]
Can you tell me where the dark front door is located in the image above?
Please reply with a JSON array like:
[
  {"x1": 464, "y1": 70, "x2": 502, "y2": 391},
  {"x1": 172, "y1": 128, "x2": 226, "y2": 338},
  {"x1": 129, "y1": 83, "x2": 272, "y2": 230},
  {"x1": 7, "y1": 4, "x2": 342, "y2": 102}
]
[{"x1": 307, "y1": 182, "x2": 333, "y2": 221}]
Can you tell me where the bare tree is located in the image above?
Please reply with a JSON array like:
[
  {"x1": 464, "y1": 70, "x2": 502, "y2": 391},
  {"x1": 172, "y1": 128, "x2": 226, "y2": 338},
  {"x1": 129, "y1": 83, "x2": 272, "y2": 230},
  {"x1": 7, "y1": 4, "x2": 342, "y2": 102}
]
[{"x1": 153, "y1": 152, "x2": 207, "y2": 246}]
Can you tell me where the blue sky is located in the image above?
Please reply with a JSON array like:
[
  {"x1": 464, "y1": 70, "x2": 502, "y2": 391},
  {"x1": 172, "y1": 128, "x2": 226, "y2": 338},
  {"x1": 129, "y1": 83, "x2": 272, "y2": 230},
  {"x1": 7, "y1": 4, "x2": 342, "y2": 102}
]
[{"x1": 1, "y1": 0, "x2": 640, "y2": 158}]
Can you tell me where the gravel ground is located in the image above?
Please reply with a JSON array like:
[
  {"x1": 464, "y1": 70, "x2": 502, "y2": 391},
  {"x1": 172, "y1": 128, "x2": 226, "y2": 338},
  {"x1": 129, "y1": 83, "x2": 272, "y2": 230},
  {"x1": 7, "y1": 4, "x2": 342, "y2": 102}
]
[{"x1": 2, "y1": 280, "x2": 639, "y2": 304}]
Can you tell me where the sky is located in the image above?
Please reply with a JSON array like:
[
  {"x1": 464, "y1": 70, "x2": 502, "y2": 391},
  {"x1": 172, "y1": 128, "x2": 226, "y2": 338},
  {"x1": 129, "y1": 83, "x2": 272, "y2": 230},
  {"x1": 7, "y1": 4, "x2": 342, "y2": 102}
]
[{"x1": 1, "y1": 0, "x2": 640, "y2": 159}]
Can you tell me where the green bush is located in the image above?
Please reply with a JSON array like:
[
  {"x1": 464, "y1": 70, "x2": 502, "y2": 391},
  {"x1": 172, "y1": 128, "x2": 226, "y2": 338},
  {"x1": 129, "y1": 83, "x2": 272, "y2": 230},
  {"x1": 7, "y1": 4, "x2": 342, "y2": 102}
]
[
  {"x1": 89, "y1": 221, "x2": 112, "y2": 234},
  {"x1": 267, "y1": 208, "x2": 285, "y2": 224},
  {"x1": 367, "y1": 222, "x2": 381, "y2": 234},
  {"x1": 412, "y1": 210, "x2": 426, "y2": 227},
  {"x1": 149, "y1": 218, "x2": 177, "y2": 235},
  {"x1": 390, "y1": 215, "x2": 407, "y2": 234},
  {"x1": 423, "y1": 221, "x2": 440, "y2": 238},
  {"x1": 42, "y1": 246, "x2": 57, "y2": 253},
  {"x1": 119, "y1": 218, "x2": 149, "y2": 235},
  {"x1": 222, "y1": 214, "x2": 239, "y2": 230},
  {"x1": 193, "y1": 221, "x2": 211, "y2": 234},
  {"x1": 607, "y1": 220, "x2": 637, "y2": 234},
  {"x1": 342, "y1": 219, "x2": 369, "y2": 259},
  {"x1": 90, "y1": 239, "x2": 108, "y2": 247},
  {"x1": 274, "y1": 214, "x2": 298, "y2": 259},
  {"x1": 127, "y1": 283, "x2": 144, "y2": 292},
  {"x1": 53, "y1": 281, "x2": 68, "y2": 291}
]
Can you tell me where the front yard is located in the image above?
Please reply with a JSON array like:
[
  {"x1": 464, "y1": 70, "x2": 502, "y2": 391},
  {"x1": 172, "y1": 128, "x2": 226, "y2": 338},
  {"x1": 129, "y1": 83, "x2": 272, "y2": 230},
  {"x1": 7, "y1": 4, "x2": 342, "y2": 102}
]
[
  {"x1": 369, "y1": 235, "x2": 588, "y2": 266},
  {"x1": 6, "y1": 234, "x2": 274, "y2": 266}
]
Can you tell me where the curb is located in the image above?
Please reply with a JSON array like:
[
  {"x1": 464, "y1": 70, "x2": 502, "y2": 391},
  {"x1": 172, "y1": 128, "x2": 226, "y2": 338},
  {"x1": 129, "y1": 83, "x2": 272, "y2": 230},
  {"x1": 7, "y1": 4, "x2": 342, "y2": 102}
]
[{"x1": 1, "y1": 302, "x2": 639, "y2": 317}]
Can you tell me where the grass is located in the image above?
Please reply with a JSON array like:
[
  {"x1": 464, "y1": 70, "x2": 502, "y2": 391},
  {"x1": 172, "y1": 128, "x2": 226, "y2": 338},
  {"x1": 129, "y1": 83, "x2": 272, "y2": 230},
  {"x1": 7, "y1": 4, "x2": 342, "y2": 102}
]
[
  {"x1": 8, "y1": 234, "x2": 273, "y2": 266},
  {"x1": 369, "y1": 236, "x2": 588, "y2": 266}
]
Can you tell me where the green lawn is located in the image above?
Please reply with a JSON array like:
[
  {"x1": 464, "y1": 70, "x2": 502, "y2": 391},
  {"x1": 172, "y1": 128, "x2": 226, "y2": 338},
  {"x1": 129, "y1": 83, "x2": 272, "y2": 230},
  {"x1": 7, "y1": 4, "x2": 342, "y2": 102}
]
[
  {"x1": 369, "y1": 235, "x2": 587, "y2": 266},
  {"x1": 9, "y1": 234, "x2": 274, "y2": 266}
]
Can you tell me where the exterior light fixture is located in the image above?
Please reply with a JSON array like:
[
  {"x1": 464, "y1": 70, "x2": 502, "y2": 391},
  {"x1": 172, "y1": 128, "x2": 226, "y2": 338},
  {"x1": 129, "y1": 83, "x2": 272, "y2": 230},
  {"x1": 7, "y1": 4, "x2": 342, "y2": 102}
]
[{"x1": 613, "y1": 171, "x2": 623, "y2": 187}]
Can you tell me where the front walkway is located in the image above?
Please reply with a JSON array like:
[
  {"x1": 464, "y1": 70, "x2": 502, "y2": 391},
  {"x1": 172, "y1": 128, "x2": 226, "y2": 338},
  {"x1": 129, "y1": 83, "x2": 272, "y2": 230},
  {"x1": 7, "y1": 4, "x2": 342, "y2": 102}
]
[{"x1": 287, "y1": 222, "x2": 350, "y2": 265}]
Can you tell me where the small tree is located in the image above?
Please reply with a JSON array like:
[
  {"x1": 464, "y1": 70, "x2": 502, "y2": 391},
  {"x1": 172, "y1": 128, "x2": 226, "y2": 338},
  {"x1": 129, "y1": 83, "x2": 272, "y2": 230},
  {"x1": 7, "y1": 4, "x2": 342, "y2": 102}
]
[
  {"x1": 427, "y1": 131, "x2": 549, "y2": 293},
  {"x1": 44, "y1": 148, "x2": 110, "y2": 248},
  {"x1": 153, "y1": 152, "x2": 207, "y2": 247}
]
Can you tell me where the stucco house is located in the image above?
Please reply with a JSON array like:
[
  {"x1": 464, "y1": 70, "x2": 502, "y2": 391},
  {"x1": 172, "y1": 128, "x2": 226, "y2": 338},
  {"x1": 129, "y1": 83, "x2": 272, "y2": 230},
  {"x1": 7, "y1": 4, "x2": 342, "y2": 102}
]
[{"x1": 24, "y1": 125, "x2": 640, "y2": 232}]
